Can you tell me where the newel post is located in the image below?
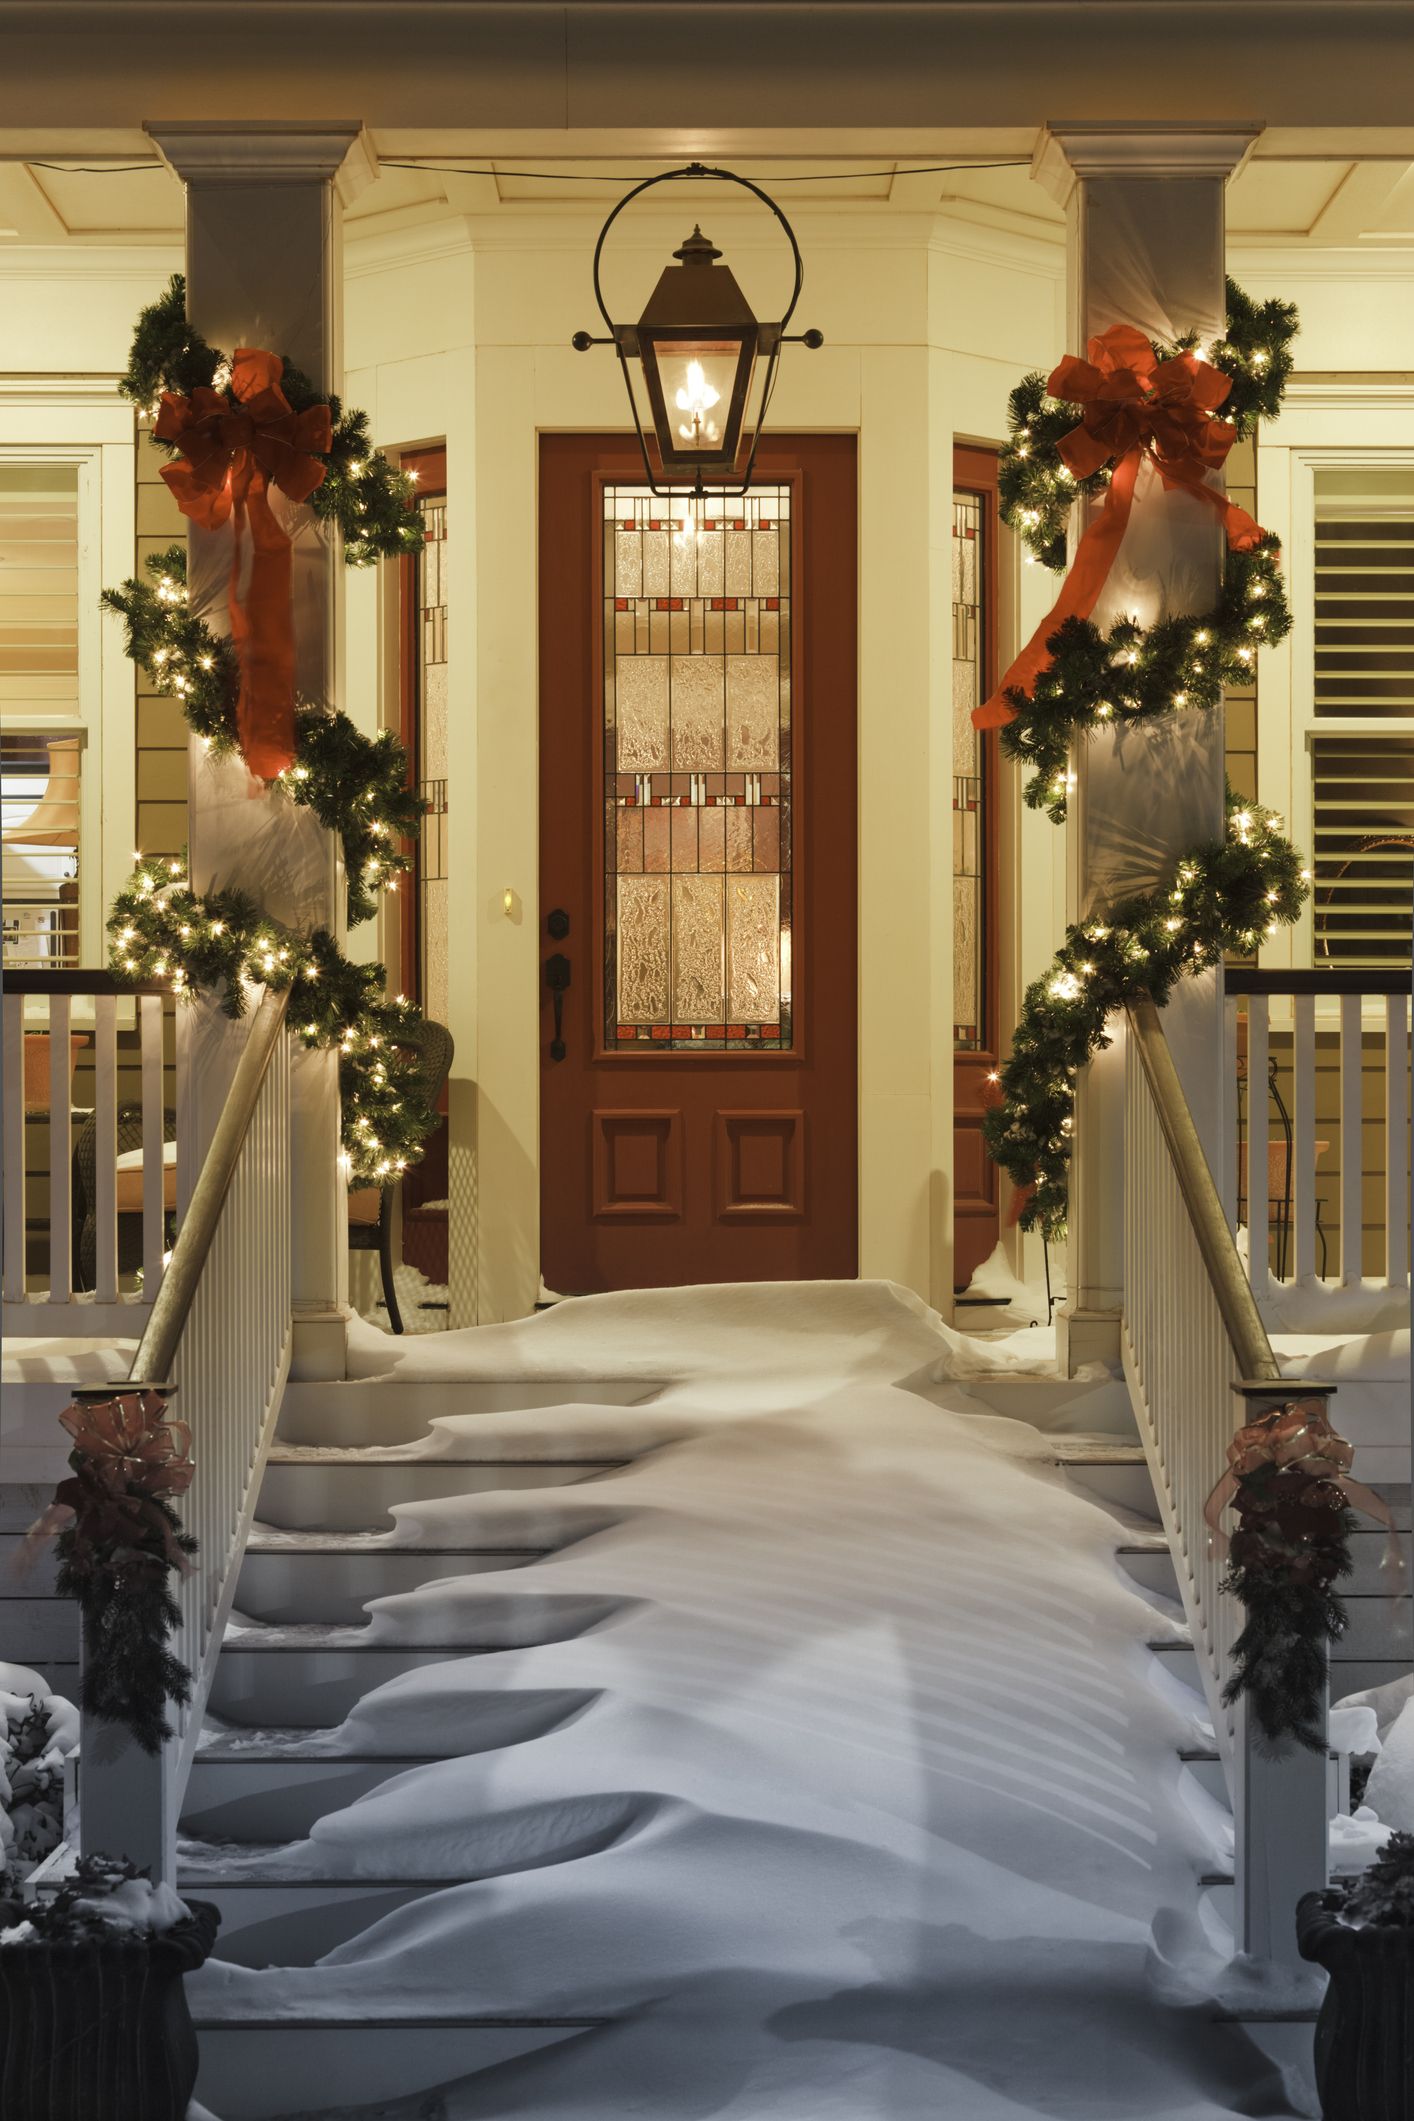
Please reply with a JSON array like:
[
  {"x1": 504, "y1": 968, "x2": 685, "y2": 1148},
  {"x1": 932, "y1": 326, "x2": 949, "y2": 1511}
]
[
  {"x1": 143, "y1": 121, "x2": 377, "y2": 1382},
  {"x1": 1032, "y1": 123, "x2": 1261, "y2": 1374}
]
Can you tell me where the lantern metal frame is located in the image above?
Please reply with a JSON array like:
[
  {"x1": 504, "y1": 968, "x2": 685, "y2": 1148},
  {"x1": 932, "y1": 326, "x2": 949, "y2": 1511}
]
[{"x1": 573, "y1": 162, "x2": 822, "y2": 496}]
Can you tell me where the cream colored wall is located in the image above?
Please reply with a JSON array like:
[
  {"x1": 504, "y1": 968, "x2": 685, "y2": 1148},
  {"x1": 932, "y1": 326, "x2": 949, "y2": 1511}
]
[{"x1": 339, "y1": 206, "x2": 1064, "y2": 1322}]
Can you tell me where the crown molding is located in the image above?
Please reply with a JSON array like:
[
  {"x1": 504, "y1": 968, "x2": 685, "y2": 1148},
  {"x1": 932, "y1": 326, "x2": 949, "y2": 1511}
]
[
  {"x1": 1228, "y1": 243, "x2": 1414, "y2": 281},
  {"x1": 1034, "y1": 123, "x2": 1263, "y2": 206},
  {"x1": 344, "y1": 214, "x2": 474, "y2": 277},
  {"x1": 0, "y1": 243, "x2": 179, "y2": 281},
  {"x1": 145, "y1": 122, "x2": 376, "y2": 203},
  {"x1": 929, "y1": 211, "x2": 1064, "y2": 281}
]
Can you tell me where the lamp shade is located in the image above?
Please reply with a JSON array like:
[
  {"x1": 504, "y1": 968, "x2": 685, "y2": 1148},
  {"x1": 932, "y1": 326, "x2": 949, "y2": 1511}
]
[{"x1": 628, "y1": 229, "x2": 764, "y2": 483}]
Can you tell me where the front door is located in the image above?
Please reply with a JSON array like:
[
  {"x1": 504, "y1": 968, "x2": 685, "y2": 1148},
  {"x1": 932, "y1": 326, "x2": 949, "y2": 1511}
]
[{"x1": 539, "y1": 434, "x2": 857, "y2": 1293}]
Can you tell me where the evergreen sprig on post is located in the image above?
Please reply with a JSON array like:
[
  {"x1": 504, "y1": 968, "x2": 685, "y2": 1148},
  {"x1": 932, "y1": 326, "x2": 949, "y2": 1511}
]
[
  {"x1": 983, "y1": 796, "x2": 1307, "y2": 1238},
  {"x1": 102, "y1": 548, "x2": 423, "y2": 924},
  {"x1": 108, "y1": 858, "x2": 440, "y2": 1183},
  {"x1": 120, "y1": 273, "x2": 425, "y2": 565},
  {"x1": 997, "y1": 277, "x2": 1300, "y2": 571},
  {"x1": 997, "y1": 537, "x2": 1291, "y2": 821}
]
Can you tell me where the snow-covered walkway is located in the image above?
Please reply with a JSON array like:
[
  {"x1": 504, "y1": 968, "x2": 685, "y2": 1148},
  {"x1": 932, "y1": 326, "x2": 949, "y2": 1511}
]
[{"x1": 192, "y1": 1281, "x2": 1308, "y2": 2119}]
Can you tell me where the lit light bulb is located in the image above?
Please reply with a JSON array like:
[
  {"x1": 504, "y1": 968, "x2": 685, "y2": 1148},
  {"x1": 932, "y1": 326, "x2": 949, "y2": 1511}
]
[{"x1": 674, "y1": 360, "x2": 722, "y2": 446}]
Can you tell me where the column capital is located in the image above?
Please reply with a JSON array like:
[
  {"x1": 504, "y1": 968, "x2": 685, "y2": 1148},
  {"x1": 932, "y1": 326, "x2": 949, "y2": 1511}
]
[
  {"x1": 145, "y1": 121, "x2": 377, "y2": 203},
  {"x1": 1033, "y1": 122, "x2": 1263, "y2": 206}
]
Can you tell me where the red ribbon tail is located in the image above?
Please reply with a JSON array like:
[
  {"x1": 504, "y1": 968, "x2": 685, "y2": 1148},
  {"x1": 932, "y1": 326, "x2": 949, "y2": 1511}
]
[
  {"x1": 974, "y1": 450, "x2": 1141, "y2": 729},
  {"x1": 231, "y1": 473, "x2": 298, "y2": 782},
  {"x1": 1202, "y1": 1467, "x2": 1239, "y2": 1558}
]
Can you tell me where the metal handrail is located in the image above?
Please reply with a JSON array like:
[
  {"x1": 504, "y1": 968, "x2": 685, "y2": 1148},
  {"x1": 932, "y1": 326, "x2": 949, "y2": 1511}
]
[
  {"x1": 128, "y1": 988, "x2": 290, "y2": 1386},
  {"x1": 1125, "y1": 998, "x2": 1280, "y2": 1385}
]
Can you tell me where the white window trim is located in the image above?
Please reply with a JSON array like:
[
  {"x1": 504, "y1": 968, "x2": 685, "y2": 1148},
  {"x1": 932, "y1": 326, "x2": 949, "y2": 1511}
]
[
  {"x1": 1255, "y1": 384, "x2": 1414, "y2": 973},
  {"x1": 0, "y1": 379, "x2": 136, "y2": 968}
]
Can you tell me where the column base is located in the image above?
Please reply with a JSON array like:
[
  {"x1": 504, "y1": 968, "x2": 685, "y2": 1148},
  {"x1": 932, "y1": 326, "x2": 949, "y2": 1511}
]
[
  {"x1": 291, "y1": 1304, "x2": 349, "y2": 1382},
  {"x1": 1055, "y1": 1304, "x2": 1122, "y2": 1377}
]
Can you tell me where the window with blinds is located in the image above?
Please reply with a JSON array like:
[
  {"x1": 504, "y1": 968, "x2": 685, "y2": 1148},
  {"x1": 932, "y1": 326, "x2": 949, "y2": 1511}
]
[
  {"x1": 1, "y1": 462, "x2": 82, "y2": 967},
  {"x1": 1311, "y1": 467, "x2": 1413, "y2": 970}
]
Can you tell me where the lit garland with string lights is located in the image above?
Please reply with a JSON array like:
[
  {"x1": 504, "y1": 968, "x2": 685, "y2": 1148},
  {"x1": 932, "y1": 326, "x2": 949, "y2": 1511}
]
[
  {"x1": 108, "y1": 856, "x2": 439, "y2": 1184},
  {"x1": 985, "y1": 795, "x2": 1308, "y2": 1239},
  {"x1": 102, "y1": 547, "x2": 422, "y2": 925},
  {"x1": 119, "y1": 274, "x2": 427, "y2": 565},
  {"x1": 999, "y1": 539, "x2": 1290, "y2": 822},
  {"x1": 999, "y1": 278, "x2": 1298, "y2": 572},
  {"x1": 991, "y1": 278, "x2": 1299, "y2": 823}
]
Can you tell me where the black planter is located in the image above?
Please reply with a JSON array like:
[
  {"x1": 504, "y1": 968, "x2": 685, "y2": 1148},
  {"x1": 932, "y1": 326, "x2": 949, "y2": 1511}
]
[
  {"x1": 1297, "y1": 1889, "x2": 1414, "y2": 2121},
  {"x1": 0, "y1": 1899, "x2": 220, "y2": 2121}
]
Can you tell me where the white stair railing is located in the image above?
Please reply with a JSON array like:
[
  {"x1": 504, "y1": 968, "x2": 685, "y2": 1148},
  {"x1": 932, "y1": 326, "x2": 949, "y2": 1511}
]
[
  {"x1": 3, "y1": 972, "x2": 174, "y2": 1334},
  {"x1": 1227, "y1": 969, "x2": 1411, "y2": 1297},
  {"x1": 1122, "y1": 997, "x2": 1331, "y2": 1969},
  {"x1": 75, "y1": 988, "x2": 292, "y2": 1882}
]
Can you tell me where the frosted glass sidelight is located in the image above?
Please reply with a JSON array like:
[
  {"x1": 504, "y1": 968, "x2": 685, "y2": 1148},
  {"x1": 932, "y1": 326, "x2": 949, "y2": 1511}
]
[
  {"x1": 952, "y1": 489, "x2": 986, "y2": 1051},
  {"x1": 604, "y1": 485, "x2": 793, "y2": 1047}
]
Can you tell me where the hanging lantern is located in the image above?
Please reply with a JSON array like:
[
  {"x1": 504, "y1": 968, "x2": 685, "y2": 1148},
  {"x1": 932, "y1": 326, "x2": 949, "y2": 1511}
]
[{"x1": 574, "y1": 163, "x2": 822, "y2": 495}]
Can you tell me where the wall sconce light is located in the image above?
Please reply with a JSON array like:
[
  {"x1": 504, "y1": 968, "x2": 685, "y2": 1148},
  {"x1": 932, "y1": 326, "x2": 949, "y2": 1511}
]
[{"x1": 573, "y1": 162, "x2": 822, "y2": 495}]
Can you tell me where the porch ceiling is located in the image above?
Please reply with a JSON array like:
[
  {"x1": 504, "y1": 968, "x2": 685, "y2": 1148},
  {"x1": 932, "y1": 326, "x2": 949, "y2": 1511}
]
[{"x1": 0, "y1": 134, "x2": 1411, "y2": 254}]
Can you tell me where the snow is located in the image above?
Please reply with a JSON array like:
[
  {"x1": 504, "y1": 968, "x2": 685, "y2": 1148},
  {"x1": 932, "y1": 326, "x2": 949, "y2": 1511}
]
[
  {"x1": 191, "y1": 1282, "x2": 1316, "y2": 2117},
  {"x1": 1364, "y1": 1698, "x2": 1414, "y2": 1831}
]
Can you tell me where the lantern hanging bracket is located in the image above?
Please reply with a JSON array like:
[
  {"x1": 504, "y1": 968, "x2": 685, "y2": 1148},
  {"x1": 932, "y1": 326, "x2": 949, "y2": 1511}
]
[{"x1": 573, "y1": 161, "x2": 822, "y2": 497}]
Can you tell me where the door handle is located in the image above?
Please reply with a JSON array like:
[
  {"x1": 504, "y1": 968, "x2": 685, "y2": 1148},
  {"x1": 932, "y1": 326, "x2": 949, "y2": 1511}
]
[{"x1": 545, "y1": 950, "x2": 571, "y2": 1061}]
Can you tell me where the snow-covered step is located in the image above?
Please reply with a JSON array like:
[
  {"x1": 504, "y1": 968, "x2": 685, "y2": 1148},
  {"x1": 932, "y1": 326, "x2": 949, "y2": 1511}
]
[
  {"x1": 182, "y1": 1754, "x2": 444, "y2": 1843},
  {"x1": 236, "y1": 1535, "x2": 552, "y2": 1625},
  {"x1": 278, "y1": 1376, "x2": 663, "y2": 1448},
  {"x1": 193, "y1": 2018, "x2": 610, "y2": 2118},
  {"x1": 1115, "y1": 1534, "x2": 1177, "y2": 1597},
  {"x1": 1147, "y1": 1639, "x2": 1201, "y2": 1693},
  {"x1": 211, "y1": 1604, "x2": 624, "y2": 1724},
  {"x1": 1053, "y1": 1440, "x2": 1158, "y2": 1520},
  {"x1": 180, "y1": 1875, "x2": 456, "y2": 1965},
  {"x1": 956, "y1": 1373, "x2": 1139, "y2": 1438},
  {"x1": 256, "y1": 1446, "x2": 632, "y2": 1531}
]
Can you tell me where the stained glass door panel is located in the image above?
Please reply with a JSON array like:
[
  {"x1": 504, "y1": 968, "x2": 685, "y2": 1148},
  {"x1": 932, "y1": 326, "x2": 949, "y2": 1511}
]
[
  {"x1": 539, "y1": 437, "x2": 857, "y2": 1294},
  {"x1": 604, "y1": 485, "x2": 793, "y2": 1051},
  {"x1": 951, "y1": 449, "x2": 1002, "y2": 1292}
]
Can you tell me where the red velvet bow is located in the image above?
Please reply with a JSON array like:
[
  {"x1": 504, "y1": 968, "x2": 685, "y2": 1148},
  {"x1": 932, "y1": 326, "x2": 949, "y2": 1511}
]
[
  {"x1": 975, "y1": 325, "x2": 1267, "y2": 731},
  {"x1": 156, "y1": 350, "x2": 332, "y2": 780},
  {"x1": 24, "y1": 1391, "x2": 196, "y2": 1578}
]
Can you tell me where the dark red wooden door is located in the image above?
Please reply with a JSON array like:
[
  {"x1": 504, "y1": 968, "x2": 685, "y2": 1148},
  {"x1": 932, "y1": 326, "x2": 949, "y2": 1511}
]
[{"x1": 539, "y1": 434, "x2": 857, "y2": 1293}]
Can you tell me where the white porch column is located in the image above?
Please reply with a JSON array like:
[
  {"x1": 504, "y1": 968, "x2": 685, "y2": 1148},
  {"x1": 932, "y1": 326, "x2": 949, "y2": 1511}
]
[
  {"x1": 1033, "y1": 124, "x2": 1259, "y2": 1374},
  {"x1": 146, "y1": 121, "x2": 375, "y2": 1380}
]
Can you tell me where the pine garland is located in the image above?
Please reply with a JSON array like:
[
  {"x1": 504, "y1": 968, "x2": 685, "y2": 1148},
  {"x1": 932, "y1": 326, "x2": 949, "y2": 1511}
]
[
  {"x1": 985, "y1": 795, "x2": 1307, "y2": 1238},
  {"x1": 1221, "y1": 1465, "x2": 1353, "y2": 1754},
  {"x1": 999, "y1": 277, "x2": 1299, "y2": 570},
  {"x1": 999, "y1": 538, "x2": 1290, "y2": 822},
  {"x1": 57, "y1": 1506, "x2": 195, "y2": 1756},
  {"x1": 119, "y1": 273, "x2": 426, "y2": 566},
  {"x1": 108, "y1": 857, "x2": 439, "y2": 1184},
  {"x1": 101, "y1": 547, "x2": 422, "y2": 926}
]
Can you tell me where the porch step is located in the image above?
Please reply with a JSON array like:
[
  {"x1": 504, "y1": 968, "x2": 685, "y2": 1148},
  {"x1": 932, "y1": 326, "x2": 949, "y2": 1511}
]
[
  {"x1": 180, "y1": 1876, "x2": 459, "y2": 1965},
  {"x1": 256, "y1": 1447, "x2": 632, "y2": 1531},
  {"x1": 192, "y1": 2019, "x2": 611, "y2": 2118},
  {"x1": 278, "y1": 1374, "x2": 661, "y2": 1447},
  {"x1": 236, "y1": 1537, "x2": 553, "y2": 1625},
  {"x1": 211, "y1": 1593, "x2": 626, "y2": 1724},
  {"x1": 1053, "y1": 1440, "x2": 1158, "y2": 1521},
  {"x1": 182, "y1": 1754, "x2": 446, "y2": 1843}
]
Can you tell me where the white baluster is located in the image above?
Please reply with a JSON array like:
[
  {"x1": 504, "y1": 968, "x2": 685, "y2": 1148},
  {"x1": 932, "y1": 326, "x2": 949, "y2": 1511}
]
[
  {"x1": 1339, "y1": 993, "x2": 1363, "y2": 1287},
  {"x1": 3, "y1": 993, "x2": 26, "y2": 1302},
  {"x1": 1247, "y1": 998, "x2": 1269, "y2": 1302},
  {"x1": 1292, "y1": 994, "x2": 1316, "y2": 1284},
  {"x1": 48, "y1": 995, "x2": 73, "y2": 1303},
  {"x1": 92, "y1": 994, "x2": 119, "y2": 1303},
  {"x1": 1388, "y1": 991, "x2": 1410, "y2": 1293},
  {"x1": 141, "y1": 994, "x2": 165, "y2": 1302}
]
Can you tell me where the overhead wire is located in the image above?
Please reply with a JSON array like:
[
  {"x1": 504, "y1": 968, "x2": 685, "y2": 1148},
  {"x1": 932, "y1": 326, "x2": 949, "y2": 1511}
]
[{"x1": 19, "y1": 157, "x2": 1032, "y2": 182}]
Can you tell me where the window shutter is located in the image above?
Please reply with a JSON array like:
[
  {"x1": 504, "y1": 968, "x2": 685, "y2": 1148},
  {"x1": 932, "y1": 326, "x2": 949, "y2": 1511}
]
[{"x1": 1312, "y1": 733, "x2": 1414, "y2": 969}]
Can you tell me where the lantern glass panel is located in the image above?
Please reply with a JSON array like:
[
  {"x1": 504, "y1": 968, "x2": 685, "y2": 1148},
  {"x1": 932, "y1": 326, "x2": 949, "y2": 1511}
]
[{"x1": 645, "y1": 337, "x2": 755, "y2": 470}]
